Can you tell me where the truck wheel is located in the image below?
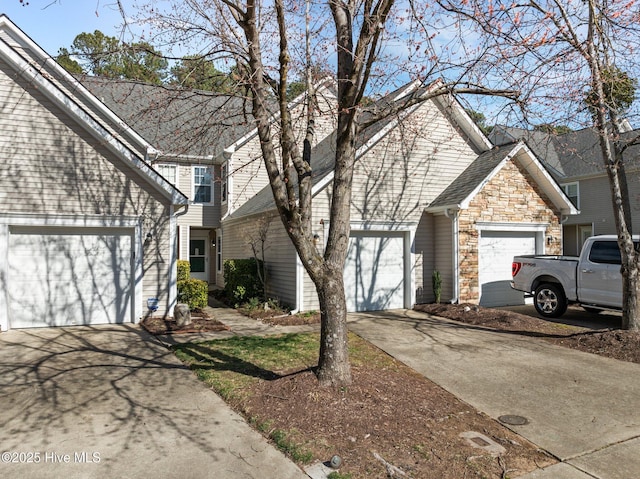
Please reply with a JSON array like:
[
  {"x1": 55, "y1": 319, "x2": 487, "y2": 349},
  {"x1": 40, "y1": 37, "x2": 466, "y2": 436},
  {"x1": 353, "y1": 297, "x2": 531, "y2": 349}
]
[{"x1": 534, "y1": 283, "x2": 567, "y2": 318}]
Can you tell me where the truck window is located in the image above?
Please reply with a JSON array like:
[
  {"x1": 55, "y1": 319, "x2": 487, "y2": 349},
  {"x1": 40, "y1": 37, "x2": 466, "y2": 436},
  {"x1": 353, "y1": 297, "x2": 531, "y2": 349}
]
[{"x1": 589, "y1": 241, "x2": 621, "y2": 265}]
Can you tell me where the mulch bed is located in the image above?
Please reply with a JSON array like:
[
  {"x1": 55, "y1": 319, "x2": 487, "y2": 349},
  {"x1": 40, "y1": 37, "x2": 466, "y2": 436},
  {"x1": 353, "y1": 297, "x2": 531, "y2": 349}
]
[
  {"x1": 141, "y1": 310, "x2": 229, "y2": 334},
  {"x1": 242, "y1": 339, "x2": 555, "y2": 479}
]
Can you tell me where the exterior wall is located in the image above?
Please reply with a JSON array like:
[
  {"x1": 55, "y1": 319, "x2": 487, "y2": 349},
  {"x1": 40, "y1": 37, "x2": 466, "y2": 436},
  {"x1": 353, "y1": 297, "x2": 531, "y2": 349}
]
[
  {"x1": 0, "y1": 59, "x2": 175, "y2": 318},
  {"x1": 457, "y1": 158, "x2": 563, "y2": 303},
  {"x1": 565, "y1": 173, "x2": 640, "y2": 232},
  {"x1": 225, "y1": 87, "x2": 338, "y2": 215},
  {"x1": 349, "y1": 102, "x2": 478, "y2": 224},
  {"x1": 414, "y1": 212, "x2": 435, "y2": 304},
  {"x1": 222, "y1": 212, "x2": 298, "y2": 308},
  {"x1": 346, "y1": 99, "x2": 479, "y2": 308},
  {"x1": 434, "y1": 214, "x2": 455, "y2": 302}
]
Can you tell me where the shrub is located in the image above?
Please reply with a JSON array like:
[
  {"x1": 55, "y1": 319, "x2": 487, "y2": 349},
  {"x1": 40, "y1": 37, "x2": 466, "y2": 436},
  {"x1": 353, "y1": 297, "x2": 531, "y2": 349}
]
[
  {"x1": 177, "y1": 260, "x2": 191, "y2": 281},
  {"x1": 432, "y1": 270, "x2": 442, "y2": 304},
  {"x1": 224, "y1": 258, "x2": 264, "y2": 304},
  {"x1": 177, "y1": 278, "x2": 208, "y2": 310}
]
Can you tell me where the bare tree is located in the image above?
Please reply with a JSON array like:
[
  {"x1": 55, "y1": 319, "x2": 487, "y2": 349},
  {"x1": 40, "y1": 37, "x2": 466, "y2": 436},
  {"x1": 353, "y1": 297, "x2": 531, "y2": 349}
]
[
  {"x1": 118, "y1": 0, "x2": 517, "y2": 386},
  {"x1": 440, "y1": 0, "x2": 640, "y2": 330}
]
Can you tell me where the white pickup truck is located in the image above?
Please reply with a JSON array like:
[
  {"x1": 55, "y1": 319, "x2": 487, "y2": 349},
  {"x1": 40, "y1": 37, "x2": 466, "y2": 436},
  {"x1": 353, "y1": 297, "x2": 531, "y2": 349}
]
[{"x1": 511, "y1": 235, "x2": 626, "y2": 318}]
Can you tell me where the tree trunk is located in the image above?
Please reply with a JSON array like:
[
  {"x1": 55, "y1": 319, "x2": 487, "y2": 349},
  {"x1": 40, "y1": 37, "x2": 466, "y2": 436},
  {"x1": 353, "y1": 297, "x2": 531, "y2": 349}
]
[{"x1": 316, "y1": 274, "x2": 352, "y2": 386}]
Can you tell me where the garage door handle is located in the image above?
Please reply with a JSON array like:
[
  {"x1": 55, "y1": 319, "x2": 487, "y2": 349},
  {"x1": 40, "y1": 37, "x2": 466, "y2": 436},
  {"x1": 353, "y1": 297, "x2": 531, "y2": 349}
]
[{"x1": 581, "y1": 269, "x2": 594, "y2": 274}]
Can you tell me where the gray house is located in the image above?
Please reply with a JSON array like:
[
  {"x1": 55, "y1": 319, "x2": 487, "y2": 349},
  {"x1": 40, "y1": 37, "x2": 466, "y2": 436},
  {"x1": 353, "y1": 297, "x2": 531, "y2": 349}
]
[
  {"x1": 491, "y1": 125, "x2": 640, "y2": 255},
  {"x1": 1, "y1": 15, "x2": 578, "y2": 331},
  {"x1": 0, "y1": 15, "x2": 188, "y2": 330}
]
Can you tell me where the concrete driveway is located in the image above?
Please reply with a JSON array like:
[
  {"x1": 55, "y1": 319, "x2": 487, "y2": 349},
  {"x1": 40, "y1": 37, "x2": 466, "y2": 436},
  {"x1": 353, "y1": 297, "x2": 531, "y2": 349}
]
[
  {"x1": 0, "y1": 325, "x2": 306, "y2": 479},
  {"x1": 348, "y1": 309, "x2": 640, "y2": 479}
]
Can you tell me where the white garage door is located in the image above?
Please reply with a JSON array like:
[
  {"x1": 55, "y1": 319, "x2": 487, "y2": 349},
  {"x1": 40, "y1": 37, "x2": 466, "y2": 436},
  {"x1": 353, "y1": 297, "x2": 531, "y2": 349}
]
[
  {"x1": 478, "y1": 231, "x2": 537, "y2": 307},
  {"x1": 344, "y1": 231, "x2": 405, "y2": 312},
  {"x1": 7, "y1": 226, "x2": 134, "y2": 328}
]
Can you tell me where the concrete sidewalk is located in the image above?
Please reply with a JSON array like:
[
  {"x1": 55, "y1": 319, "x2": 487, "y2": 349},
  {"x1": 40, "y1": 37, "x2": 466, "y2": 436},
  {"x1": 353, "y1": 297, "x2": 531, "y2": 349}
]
[
  {"x1": 348, "y1": 309, "x2": 640, "y2": 479},
  {"x1": 0, "y1": 324, "x2": 307, "y2": 479}
]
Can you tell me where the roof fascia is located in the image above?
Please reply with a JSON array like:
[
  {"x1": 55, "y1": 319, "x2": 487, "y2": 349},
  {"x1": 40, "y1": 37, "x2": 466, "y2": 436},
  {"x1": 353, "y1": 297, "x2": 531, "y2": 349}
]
[
  {"x1": 0, "y1": 26, "x2": 187, "y2": 205},
  {"x1": 0, "y1": 15, "x2": 157, "y2": 156},
  {"x1": 427, "y1": 142, "x2": 578, "y2": 215},
  {"x1": 515, "y1": 142, "x2": 579, "y2": 215},
  {"x1": 311, "y1": 83, "x2": 434, "y2": 196}
]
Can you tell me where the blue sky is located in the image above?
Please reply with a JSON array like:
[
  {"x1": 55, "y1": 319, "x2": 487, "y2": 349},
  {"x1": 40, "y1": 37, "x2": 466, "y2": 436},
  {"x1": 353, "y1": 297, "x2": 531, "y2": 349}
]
[{"x1": 2, "y1": 0, "x2": 132, "y2": 57}]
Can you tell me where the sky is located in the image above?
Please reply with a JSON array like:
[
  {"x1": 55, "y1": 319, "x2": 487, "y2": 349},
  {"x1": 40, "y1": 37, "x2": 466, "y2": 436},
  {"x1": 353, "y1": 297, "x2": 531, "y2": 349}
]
[{"x1": 2, "y1": 0, "x2": 135, "y2": 57}]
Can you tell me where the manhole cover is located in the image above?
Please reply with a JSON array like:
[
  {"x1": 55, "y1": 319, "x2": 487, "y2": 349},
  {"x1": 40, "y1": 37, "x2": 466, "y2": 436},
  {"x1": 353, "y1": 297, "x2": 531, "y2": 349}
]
[{"x1": 498, "y1": 415, "x2": 529, "y2": 426}]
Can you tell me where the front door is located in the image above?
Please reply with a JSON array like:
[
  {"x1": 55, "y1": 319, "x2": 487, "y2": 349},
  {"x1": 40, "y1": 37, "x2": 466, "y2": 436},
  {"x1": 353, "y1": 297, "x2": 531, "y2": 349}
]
[{"x1": 189, "y1": 232, "x2": 209, "y2": 282}]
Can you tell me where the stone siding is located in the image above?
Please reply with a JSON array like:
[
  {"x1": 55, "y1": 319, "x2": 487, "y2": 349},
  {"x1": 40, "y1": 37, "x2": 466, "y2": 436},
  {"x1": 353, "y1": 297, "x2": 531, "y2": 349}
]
[{"x1": 457, "y1": 159, "x2": 563, "y2": 303}]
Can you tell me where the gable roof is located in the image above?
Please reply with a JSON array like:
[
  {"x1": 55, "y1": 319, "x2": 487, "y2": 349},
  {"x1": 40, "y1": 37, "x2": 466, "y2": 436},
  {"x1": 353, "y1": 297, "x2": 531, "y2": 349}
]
[
  {"x1": 427, "y1": 141, "x2": 578, "y2": 216},
  {"x1": 0, "y1": 15, "x2": 188, "y2": 205},
  {"x1": 491, "y1": 125, "x2": 640, "y2": 180},
  {"x1": 227, "y1": 83, "x2": 495, "y2": 221},
  {"x1": 81, "y1": 76, "x2": 258, "y2": 161}
]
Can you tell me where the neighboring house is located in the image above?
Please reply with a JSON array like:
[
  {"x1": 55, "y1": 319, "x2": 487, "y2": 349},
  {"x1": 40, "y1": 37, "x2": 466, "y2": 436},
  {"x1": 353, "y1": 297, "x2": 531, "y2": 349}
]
[
  {"x1": 0, "y1": 16, "x2": 188, "y2": 331},
  {"x1": 223, "y1": 82, "x2": 578, "y2": 310},
  {"x1": 491, "y1": 125, "x2": 640, "y2": 255}
]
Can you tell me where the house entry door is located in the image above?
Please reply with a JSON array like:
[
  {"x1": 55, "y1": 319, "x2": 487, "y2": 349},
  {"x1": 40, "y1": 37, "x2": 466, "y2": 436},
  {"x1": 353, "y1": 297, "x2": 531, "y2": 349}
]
[{"x1": 189, "y1": 232, "x2": 209, "y2": 282}]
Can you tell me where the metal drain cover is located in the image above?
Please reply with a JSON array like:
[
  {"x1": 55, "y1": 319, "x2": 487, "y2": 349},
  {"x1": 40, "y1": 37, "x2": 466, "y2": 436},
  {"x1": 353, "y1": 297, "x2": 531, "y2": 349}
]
[{"x1": 498, "y1": 415, "x2": 529, "y2": 426}]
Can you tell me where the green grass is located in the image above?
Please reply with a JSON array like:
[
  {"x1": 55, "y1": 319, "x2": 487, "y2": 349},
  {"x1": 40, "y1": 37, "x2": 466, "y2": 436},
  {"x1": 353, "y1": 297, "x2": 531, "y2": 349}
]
[{"x1": 173, "y1": 333, "x2": 319, "y2": 402}]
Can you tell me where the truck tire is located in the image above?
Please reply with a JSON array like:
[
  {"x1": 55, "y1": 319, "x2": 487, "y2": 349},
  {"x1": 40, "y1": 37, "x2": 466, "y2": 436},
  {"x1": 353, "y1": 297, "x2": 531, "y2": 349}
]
[{"x1": 534, "y1": 283, "x2": 567, "y2": 318}]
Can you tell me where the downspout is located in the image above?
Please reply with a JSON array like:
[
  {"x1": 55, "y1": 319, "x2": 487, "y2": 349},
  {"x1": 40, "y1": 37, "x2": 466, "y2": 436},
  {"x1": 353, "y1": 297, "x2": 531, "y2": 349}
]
[{"x1": 444, "y1": 208, "x2": 460, "y2": 304}]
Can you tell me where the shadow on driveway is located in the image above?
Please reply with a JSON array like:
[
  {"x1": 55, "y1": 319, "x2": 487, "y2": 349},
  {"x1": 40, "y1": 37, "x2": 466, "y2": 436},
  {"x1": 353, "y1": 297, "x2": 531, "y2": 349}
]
[{"x1": 0, "y1": 324, "x2": 305, "y2": 479}]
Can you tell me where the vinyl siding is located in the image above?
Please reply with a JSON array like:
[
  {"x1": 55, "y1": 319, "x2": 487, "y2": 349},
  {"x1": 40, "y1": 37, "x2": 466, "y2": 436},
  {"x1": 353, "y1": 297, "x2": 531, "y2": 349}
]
[
  {"x1": 350, "y1": 100, "x2": 478, "y2": 223},
  {"x1": 434, "y1": 214, "x2": 454, "y2": 302},
  {"x1": 227, "y1": 87, "x2": 337, "y2": 213},
  {"x1": 347, "y1": 99, "x2": 476, "y2": 305},
  {"x1": 414, "y1": 212, "x2": 434, "y2": 304},
  {"x1": 562, "y1": 174, "x2": 640, "y2": 236},
  {"x1": 222, "y1": 212, "x2": 298, "y2": 308},
  {"x1": 0, "y1": 59, "x2": 175, "y2": 318}
]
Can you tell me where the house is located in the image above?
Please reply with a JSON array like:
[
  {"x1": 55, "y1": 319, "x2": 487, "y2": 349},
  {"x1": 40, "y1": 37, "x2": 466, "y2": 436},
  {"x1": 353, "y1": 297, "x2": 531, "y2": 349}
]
[
  {"x1": 68, "y1": 74, "x2": 579, "y2": 313},
  {"x1": 491, "y1": 125, "x2": 640, "y2": 255},
  {"x1": 222, "y1": 83, "x2": 578, "y2": 310},
  {"x1": 81, "y1": 76, "x2": 338, "y2": 288},
  {"x1": 0, "y1": 15, "x2": 579, "y2": 332},
  {"x1": 0, "y1": 15, "x2": 188, "y2": 330}
]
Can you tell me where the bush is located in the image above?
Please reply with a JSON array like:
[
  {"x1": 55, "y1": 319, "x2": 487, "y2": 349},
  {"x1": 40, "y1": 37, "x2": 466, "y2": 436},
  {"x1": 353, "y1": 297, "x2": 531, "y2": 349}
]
[
  {"x1": 177, "y1": 260, "x2": 191, "y2": 281},
  {"x1": 224, "y1": 258, "x2": 264, "y2": 304},
  {"x1": 177, "y1": 278, "x2": 208, "y2": 310}
]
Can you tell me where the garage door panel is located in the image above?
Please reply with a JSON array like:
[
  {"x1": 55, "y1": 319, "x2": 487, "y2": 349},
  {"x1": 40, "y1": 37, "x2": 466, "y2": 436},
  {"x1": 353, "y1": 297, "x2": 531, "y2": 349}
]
[
  {"x1": 344, "y1": 232, "x2": 404, "y2": 312},
  {"x1": 479, "y1": 231, "x2": 536, "y2": 307},
  {"x1": 7, "y1": 227, "x2": 133, "y2": 328}
]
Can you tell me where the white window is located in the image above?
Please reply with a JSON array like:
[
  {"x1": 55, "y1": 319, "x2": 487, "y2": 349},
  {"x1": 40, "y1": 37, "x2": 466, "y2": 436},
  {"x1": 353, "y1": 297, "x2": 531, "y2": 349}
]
[
  {"x1": 221, "y1": 163, "x2": 228, "y2": 204},
  {"x1": 561, "y1": 182, "x2": 579, "y2": 208},
  {"x1": 157, "y1": 164, "x2": 178, "y2": 186},
  {"x1": 193, "y1": 166, "x2": 212, "y2": 203}
]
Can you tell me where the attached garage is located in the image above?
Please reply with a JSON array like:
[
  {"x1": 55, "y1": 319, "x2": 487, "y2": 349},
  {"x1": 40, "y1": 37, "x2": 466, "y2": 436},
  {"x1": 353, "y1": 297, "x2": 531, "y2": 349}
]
[
  {"x1": 6, "y1": 226, "x2": 135, "y2": 328},
  {"x1": 343, "y1": 230, "x2": 409, "y2": 312},
  {"x1": 478, "y1": 230, "x2": 540, "y2": 307}
]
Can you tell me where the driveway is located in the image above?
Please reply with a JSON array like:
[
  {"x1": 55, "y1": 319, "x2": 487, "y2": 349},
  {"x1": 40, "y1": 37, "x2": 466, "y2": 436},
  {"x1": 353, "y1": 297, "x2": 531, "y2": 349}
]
[
  {"x1": 348, "y1": 309, "x2": 640, "y2": 479},
  {"x1": 0, "y1": 325, "x2": 306, "y2": 479}
]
